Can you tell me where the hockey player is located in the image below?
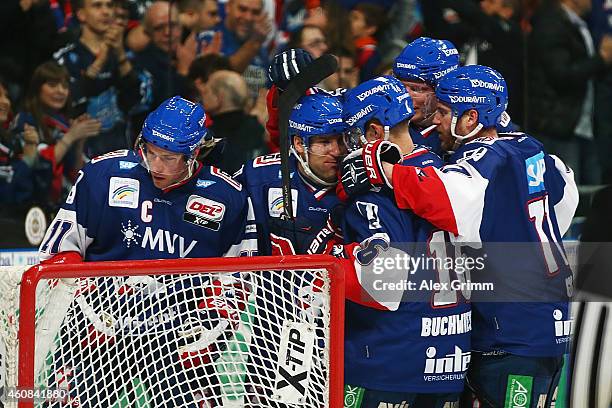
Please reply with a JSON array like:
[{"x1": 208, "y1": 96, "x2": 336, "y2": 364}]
[
  {"x1": 339, "y1": 75, "x2": 470, "y2": 408},
  {"x1": 237, "y1": 92, "x2": 347, "y2": 256},
  {"x1": 38, "y1": 96, "x2": 257, "y2": 407},
  {"x1": 339, "y1": 65, "x2": 578, "y2": 408},
  {"x1": 392, "y1": 37, "x2": 460, "y2": 156}
]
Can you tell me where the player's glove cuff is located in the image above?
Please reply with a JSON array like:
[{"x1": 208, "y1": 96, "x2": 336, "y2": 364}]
[{"x1": 362, "y1": 140, "x2": 402, "y2": 189}]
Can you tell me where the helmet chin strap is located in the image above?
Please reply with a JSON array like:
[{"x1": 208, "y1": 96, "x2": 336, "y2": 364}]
[
  {"x1": 291, "y1": 146, "x2": 337, "y2": 187},
  {"x1": 448, "y1": 113, "x2": 483, "y2": 153},
  {"x1": 383, "y1": 125, "x2": 390, "y2": 141}
]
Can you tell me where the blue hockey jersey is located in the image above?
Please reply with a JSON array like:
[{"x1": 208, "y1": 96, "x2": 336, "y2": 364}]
[
  {"x1": 391, "y1": 133, "x2": 579, "y2": 357},
  {"x1": 39, "y1": 150, "x2": 257, "y2": 261},
  {"x1": 236, "y1": 153, "x2": 341, "y2": 255},
  {"x1": 343, "y1": 149, "x2": 471, "y2": 393}
]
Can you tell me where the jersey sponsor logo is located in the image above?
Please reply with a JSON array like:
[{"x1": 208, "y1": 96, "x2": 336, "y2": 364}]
[
  {"x1": 346, "y1": 104, "x2": 374, "y2": 126},
  {"x1": 553, "y1": 309, "x2": 572, "y2": 344},
  {"x1": 141, "y1": 226, "x2": 197, "y2": 257},
  {"x1": 268, "y1": 188, "x2": 298, "y2": 218},
  {"x1": 421, "y1": 311, "x2": 472, "y2": 337},
  {"x1": 185, "y1": 195, "x2": 225, "y2": 231},
  {"x1": 119, "y1": 160, "x2": 138, "y2": 170},
  {"x1": 423, "y1": 346, "x2": 470, "y2": 380},
  {"x1": 121, "y1": 219, "x2": 142, "y2": 248},
  {"x1": 525, "y1": 152, "x2": 546, "y2": 193},
  {"x1": 272, "y1": 321, "x2": 315, "y2": 404},
  {"x1": 253, "y1": 153, "x2": 281, "y2": 167},
  {"x1": 91, "y1": 149, "x2": 129, "y2": 164},
  {"x1": 109, "y1": 177, "x2": 140, "y2": 208},
  {"x1": 469, "y1": 79, "x2": 505, "y2": 92},
  {"x1": 504, "y1": 375, "x2": 533, "y2": 408},
  {"x1": 448, "y1": 95, "x2": 487, "y2": 104},
  {"x1": 196, "y1": 179, "x2": 216, "y2": 189}
]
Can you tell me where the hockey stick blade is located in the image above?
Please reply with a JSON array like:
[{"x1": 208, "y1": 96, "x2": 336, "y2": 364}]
[{"x1": 278, "y1": 54, "x2": 338, "y2": 220}]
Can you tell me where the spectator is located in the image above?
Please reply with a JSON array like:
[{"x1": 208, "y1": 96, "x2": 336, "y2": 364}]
[
  {"x1": 12, "y1": 61, "x2": 101, "y2": 206},
  {"x1": 349, "y1": 2, "x2": 385, "y2": 82},
  {"x1": 219, "y1": 0, "x2": 272, "y2": 103},
  {"x1": 0, "y1": 0, "x2": 59, "y2": 104},
  {"x1": 432, "y1": 0, "x2": 525, "y2": 127},
  {"x1": 132, "y1": 1, "x2": 196, "y2": 129},
  {"x1": 187, "y1": 53, "x2": 232, "y2": 102},
  {"x1": 527, "y1": 0, "x2": 612, "y2": 184},
  {"x1": 321, "y1": 47, "x2": 359, "y2": 90},
  {"x1": 287, "y1": 24, "x2": 329, "y2": 58},
  {"x1": 178, "y1": 0, "x2": 221, "y2": 34},
  {"x1": 54, "y1": 0, "x2": 142, "y2": 157},
  {"x1": 0, "y1": 76, "x2": 38, "y2": 205},
  {"x1": 199, "y1": 70, "x2": 268, "y2": 174}
]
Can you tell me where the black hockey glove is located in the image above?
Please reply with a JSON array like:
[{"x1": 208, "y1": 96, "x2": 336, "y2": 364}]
[
  {"x1": 337, "y1": 140, "x2": 402, "y2": 201},
  {"x1": 268, "y1": 48, "x2": 314, "y2": 92},
  {"x1": 269, "y1": 215, "x2": 340, "y2": 256}
]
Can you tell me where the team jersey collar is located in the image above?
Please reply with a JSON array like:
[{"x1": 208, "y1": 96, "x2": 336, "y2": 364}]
[
  {"x1": 298, "y1": 171, "x2": 334, "y2": 200},
  {"x1": 161, "y1": 161, "x2": 204, "y2": 194}
]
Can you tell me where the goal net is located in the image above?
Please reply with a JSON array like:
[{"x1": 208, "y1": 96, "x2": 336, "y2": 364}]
[{"x1": 0, "y1": 255, "x2": 344, "y2": 408}]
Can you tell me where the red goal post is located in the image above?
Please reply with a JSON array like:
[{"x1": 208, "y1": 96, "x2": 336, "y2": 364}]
[{"x1": 12, "y1": 255, "x2": 345, "y2": 408}]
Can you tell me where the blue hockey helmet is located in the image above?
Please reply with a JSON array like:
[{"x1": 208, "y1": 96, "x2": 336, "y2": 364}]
[
  {"x1": 342, "y1": 75, "x2": 414, "y2": 149},
  {"x1": 289, "y1": 92, "x2": 346, "y2": 186},
  {"x1": 140, "y1": 96, "x2": 210, "y2": 157},
  {"x1": 435, "y1": 65, "x2": 508, "y2": 141},
  {"x1": 393, "y1": 37, "x2": 459, "y2": 87},
  {"x1": 289, "y1": 92, "x2": 346, "y2": 143}
]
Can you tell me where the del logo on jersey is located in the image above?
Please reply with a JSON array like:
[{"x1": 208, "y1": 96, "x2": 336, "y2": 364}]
[{"x1": 183, "y1": 195, "x2": 226, "y2": 231}]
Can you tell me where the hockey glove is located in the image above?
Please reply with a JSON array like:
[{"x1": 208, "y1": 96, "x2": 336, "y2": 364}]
[
  {"x1": 337, "y1": 149, "x2": 370, "y2": 201},
  {"x1": 268, "y1": 48, "x2": 314, "y2": 91},
  {"x1": 362, "y1": 139, "x2": 402, "y2": 188},
  {"x1": 178, "y1": 276, "x2": 250, "y2": 368},
  {"x1": 269, "y1": 215, "x2": 341, "y2": 256},
  {"x1": 337, "y1": 140, "x2": 402, "y2": 201}
]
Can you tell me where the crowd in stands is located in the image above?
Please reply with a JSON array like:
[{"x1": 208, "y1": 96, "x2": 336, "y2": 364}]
[{"x1": 0, "y1": 0, "x2": 610, "y2": 216}]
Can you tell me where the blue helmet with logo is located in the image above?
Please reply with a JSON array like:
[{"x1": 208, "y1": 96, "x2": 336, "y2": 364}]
[
  {"x1": 436, "y1": 65, "x2": 508, "y2": 142},
  {"x1": 140, "y1": 96, "x2": 210, "y2": 157},
  {"x1": 288, "y1": 92, "x2": 346, "y2": 187},
  {"x1": 393, "y1": 37, "x2": 459, "y2": 86},
  {"x1": 289, "y1": 92, "x2": 346, "y2": 143},
  {"x1": 342, "y1": 76, "x2": 414, "y2": 147}
]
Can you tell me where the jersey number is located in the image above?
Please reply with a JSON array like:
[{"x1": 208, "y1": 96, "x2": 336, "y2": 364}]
[
  {"x1": 428, "y1": 230, "x2": 472, "y2": 307},
  {"x1": 40, "y1": 219, "x2": 73, "y2": 254},
  {"x1": 527, "y1": 195, "x2": 568, "y2": 275}
]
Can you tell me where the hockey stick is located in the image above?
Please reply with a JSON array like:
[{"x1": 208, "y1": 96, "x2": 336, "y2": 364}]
[{"x1": 278, "y1": 54, "x2": 338, "y2": 220}]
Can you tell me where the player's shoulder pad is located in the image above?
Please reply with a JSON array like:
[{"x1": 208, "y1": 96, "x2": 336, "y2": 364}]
[
  {"x1": 241, "y1": 153, "x2": 283, "y2": 183},
  {"x1": 453, "y1": 137, "x2": 506, "y2": 165},
  {"x1": 203, "y1": 165, "x2": 243, "y2": 191},
  {"x1": 404, "y1": 145, "x2": 443, "y2": 168},
  {"x1": 83, "y1": 149, "x2": 136, "y2": 174}
]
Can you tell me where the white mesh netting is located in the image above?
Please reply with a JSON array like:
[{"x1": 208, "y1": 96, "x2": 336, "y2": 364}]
[{"x1": 0, "y1": 266, "x2": 334, "y2": 408}]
